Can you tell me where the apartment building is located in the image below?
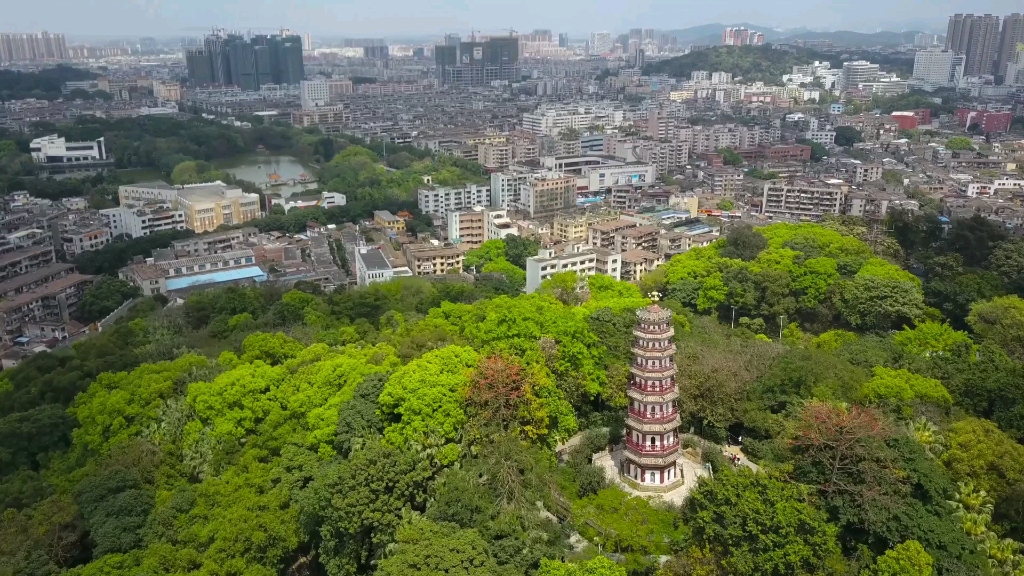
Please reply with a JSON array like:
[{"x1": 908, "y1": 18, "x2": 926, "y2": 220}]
[
  {"x1": 118, "y1": 181, "x2": 179, "y2": 205},
  {"x1": 522, "y1": 173, "x2": 577, "y2": 217},
  {"x1": 290, "y1": 104, "x2": 351, "y2": 133},
  {"x1": 490, "y1": 169, "x2": 532, "y2": 209},
  {"x1": 762, "y1": 180, "x2": 848, "y2": 220},
  {"x1": 803, "y1": 129, "x2": 837, "y2": 145},
  {"x1": 417, "y1": 184, "x2": 490, "y2": 217},
  {"x1": 525, "y1": 243, "x2": 621, "y2": 293},
  {"x1": 479, "y1": 144, "x2": 513, "y2": 170},
  {"x1": 588, "y1": 218, "x2": 640, "y2": 249},
  {"x1": 0, "y1": 272, "x2": 96, "y2": 343},
  {"x1": 701, "y1": 167, "x2": 744, "y2": 196},
  {"x1": 176, "y1": 182, "x2": 262, "y2": 233},
  {"x1": 853, "y1": 164, "x2": 883, "y2": 183},
  {"x1": 100, "y1": 203, "x2": 187, "y2": 238},
  {"x1": 486, "y1": 209, "x2": 518, "y2": 240},
  {"x1": 373, "y1": 210, "x2": 406, "y2": 233},
  {"x1": 402, "y1": 244, "x2": 465, "y2": 275},
  {"x1": 615, "y1": 225, "x2": 661, "y2": 253},
  {"x1": 171, "y1": 227, "x2": 259, "y2": 256},
  {"x1": 552, "y1": 211, "x2": 620, "y2": 241},
  {"x1": 60, "y1": 222, "x2": 111, "y2": 258},
  {"x1": 620, "y1": 249, "x2": 663, "y2": 281},
  {"x1": 0, "y1": 245, "x2": 56, "y2": 281},
  {"x1": 448, "y1": 208, "x2": 487, "y2": 248},
  {"x1": 690, "y1": 124, "x2": 776, "y2": 154}
]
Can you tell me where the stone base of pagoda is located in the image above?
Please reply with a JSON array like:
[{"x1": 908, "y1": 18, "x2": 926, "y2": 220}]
[{"x1": 591, "y1": 445, "x2": 709, "y2": 505}]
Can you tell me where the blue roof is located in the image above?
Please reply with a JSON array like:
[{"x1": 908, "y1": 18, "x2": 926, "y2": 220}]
[{"x1": 165, "y1": 266, "x2": 267, "y2": 291}]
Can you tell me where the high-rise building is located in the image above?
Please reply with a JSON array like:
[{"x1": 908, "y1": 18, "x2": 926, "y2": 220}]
[
  {"x1": 946, "y1": 14, "x2": 1001, "y2": 77},
  {"x1": 1006, "y1": 43, "x2": 1024, "y2": 86},
  {"x1": 0, "y1": 31, "x2": 68, "y2": 63},
  {"x1": 722, "y1": 27, "x2": 765, "y2": 46},
  {"x1": 642, "y1": 28, "x2": 656, "y2": 42},
  {"x1": 622, "y1": 302, "x2": 683, "y2": 491},
  {"x1": 996, "y1": 13, "x2": 1024, "y2": 83},
  {"x1": 186, "y1": 30, "x2": 305, "y2": 88},
  {"x1": 912, "y1": 48, "x2": 965, "y2": 88},
  {"x1": 558, "y1": 33, "x2": 569, "y2": 48},
  {"x1": 302, "y1": 33, "x2": 312, "y2": 51},
  {"x1": 629, "y1": 28, "x2": 643, "y2": 41},
  {"x1": 434, "y1": 35, "x2": 519, "y2": 86},
  {"x1": 589, "y1": 32, "x2": 613, "y2": 55},
  {"x1": 914, "y1": 33, "x2": 937, "y2": 47}
]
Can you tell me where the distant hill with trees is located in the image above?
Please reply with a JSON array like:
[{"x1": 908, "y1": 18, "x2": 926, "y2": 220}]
[
  {"x1": 643, "y1": 45, "x2": 821, "y2": 85},
  {"x1": 661, "y1": 24, "x2": 935, "y2": 49},
  {"x1": 0, "y1": 65, "x2": 98, "y2": 102}
]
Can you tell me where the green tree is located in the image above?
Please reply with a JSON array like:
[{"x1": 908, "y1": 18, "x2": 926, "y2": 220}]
[
  {"x1": 892, "y1": 322, "x2": 973, "y2": 356},
  {"x1": 945, "y1": 137, "x2": 974, "y2": 151},
  {"x1": 967, "y1": 295, "x2": 1024, "y2": 361},
  {"x1": 716, "y1": 147, "x2": 744, "y2": 166},
  {"x1": 378, "y1": 345, "x2": 479, "y2": 450},
  {"x1": 376, "y1": 518, "x2": 498, "y2": 576},
  {"x1": 834, "y1": 126, "x2": 864, "y2": 147},
  {"x1": 75, "y1": 277, "x2": 142, "y2": 324},
  {"x1": 987, "y1": 239, "x2": 1024, "y2": 295},
  {"x1": 940, "y1": 418, "x2": 1024, "y2": 507},
  {"x1": 465, "y1": 239, "x2": 507, "y2": 271},
  {"x1": 717, "y1": 199, "x2": 735, "y2": 211},
  {"x1": 864, "y1": 540, "x2": 933, "y2": 576},
  {"x1": 687, "y1": 470, "x2": 842, "y2": 576},
  {"x1": 573, "y1": 488, "x2": 684, "y2": 557},
  {"x1": 718, "y1": 224, "x2": 766, "y2": 261},
  {"x1": 836, "y1": 276, "x2": 925, "y2": 332},
  {"x1": 861, "y1": 367, "x2": 952, "y2": 411},
  {"x1": 480, "y1": 258, "x2": 526, "y2": 291}
]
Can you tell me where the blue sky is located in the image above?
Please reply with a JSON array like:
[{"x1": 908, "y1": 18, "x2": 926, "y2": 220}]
[{"x1": 6, "y1": 0, "x2": 1021, "y2": 38}]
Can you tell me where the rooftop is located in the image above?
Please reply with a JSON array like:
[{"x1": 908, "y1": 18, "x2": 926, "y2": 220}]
[
  {"x1": 357, "y1": 247, "x2": 391, "y2": 272},
  {"x1": 0, "y1": 273, "x2": 95, "y2": 313},
  {"x1": 0, "y1": 263, "x2": 74, "y2": 295},
  {"x1": 164, "y1": 266, "x2": 267, "y2": 291},
  {"x1": 0, "y1": 246, "x2": 53, "y2": 267}
]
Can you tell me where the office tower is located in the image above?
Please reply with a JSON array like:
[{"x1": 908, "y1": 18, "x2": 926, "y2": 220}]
[
  {"x1": 302, "y1": 33, "x2": 312, "y2": 51},
  {"x1": 630, "y1": 48, "x2": 645, "y2": 69},
  {"x1": 434, "y1": 34, "x2": 519, "y2": 87},
  {"x1": 912, "y1": 48, "x2": 964, "y2": 87},
  {"x1": 589, "y1": 32, "x2": 612, "y2": 55},
  {"x1": 629, "y1": 28, "x2": 643, "y2": 41},
  {"x1": 642, "y1": 28, "x2": 656, "y2": 42},
  {"x1": 996, "y1": 13, "x2": 1024, "y2": 83},
  {"x1": 1005, "y1": 43, "x2": 1024, "y2": 86},
  {"x1": 914, "y1": 33, "x2": 936, "y2": 47},
  {"x1": 947, "y1": 14, "x2": 1001, "y2": 76},
  {"x1": 558, "y1": 33, "x2": 569, "y2": 48}
]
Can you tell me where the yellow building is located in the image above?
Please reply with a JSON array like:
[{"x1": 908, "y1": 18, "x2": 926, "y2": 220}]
[
  {"x1": 552, "y1": 210, "x2": 620, "y2": 241},
  {"x1": 374, "y1": 210, "x2": 406, "y2": 233},
  {"x1": 176, "y1": 182, "x2": 262, "y2": 233}
]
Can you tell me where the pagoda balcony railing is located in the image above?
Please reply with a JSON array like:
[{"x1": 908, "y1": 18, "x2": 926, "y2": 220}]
[
  {"x1": 631, "y1": 344, "x2": 676, "y2": 357},
  {"x1": 633, "y1": 327, "x2": 675, "y2": 339},
  {"x1": 628, "y1": 408, "x2": 679, "y2": 424},
  {"x1": 630, "y1": 365, "x2": 675, "y2": 378},
  {"x1": 625, "y1": 440, "x2": 680, "y2": 457},
  {"x1": 629, "y1": 382, "x2": 676, "y2": 394}
]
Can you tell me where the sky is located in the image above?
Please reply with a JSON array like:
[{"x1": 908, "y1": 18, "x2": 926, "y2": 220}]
[{"x1": 5, "y1": 0, "x2": 1022, "y2": 38}]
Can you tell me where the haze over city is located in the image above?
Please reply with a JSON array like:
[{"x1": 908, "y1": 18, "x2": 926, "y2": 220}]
[{"x1": 4, "y1": 0, "x2": 1022, "y2": 36}]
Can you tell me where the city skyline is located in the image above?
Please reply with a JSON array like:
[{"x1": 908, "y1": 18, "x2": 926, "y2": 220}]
[{"x1": 5, "y1": 0, "x2": 1022, "y2": 37}]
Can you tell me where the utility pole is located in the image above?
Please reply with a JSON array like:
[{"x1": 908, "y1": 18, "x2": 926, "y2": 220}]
[
  {"x1": 779, "y1": 315, "x2": 786, "y2": 340},
  {"x1": 731, "y1": 306, "x2": 737, "y2": 329}
]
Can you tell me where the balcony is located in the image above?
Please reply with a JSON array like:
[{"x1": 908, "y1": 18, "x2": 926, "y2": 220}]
[
  {"x1": 631, "y1": 344, "x2": 676, "y2": 358},
  {"x1": 627, "y1": 387, "x2": 679, "y2": 404},
  {"x1": 628, "y1": 408, "x2": 679, "y2": 424},
  {"x1": 633, "y1": 327, "x2": 674, "y2": 340},
  {"x1": 624, "y1": 440, "x2": 680, "y2": 458},
  {"x1": 630, "y1": 364, "x2": 675, "y2": 379}
]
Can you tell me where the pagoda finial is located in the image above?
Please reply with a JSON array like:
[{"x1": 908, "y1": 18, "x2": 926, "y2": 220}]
[{"x1": 648, "y1": 291, "x2": 661, "y2": 302}]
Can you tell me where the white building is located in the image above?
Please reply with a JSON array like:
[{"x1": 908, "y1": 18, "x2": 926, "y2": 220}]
[
  {"x1": 841, "y1": 61, "x2": 880, "y2": 90},
  {"x1": 490, "y1": 170, "x2": 531, "y2": 209},
  {"x1": 522, "y1": 105, "x2": 625, "y2": 137},
  {"x1": 417, "y1": 184, "x2": 490, "y2": 217},
  {"x1": 30, "y1": 135, "x2": 106, "y2": 164},
  {"x1": 269, "y1": 191, "x2": 346, "y2": 212},
  {"x1": 118, "y1": 181, "x2": 178, "y2": 205},
  {"x1": 590, "y1": 32, "x2": 613, "y2": 54},
  {"x1": 486, "y1": 209, "x2": 518, "y2": 240},
  {"x1": 100, "y1": 203, "x2": 187, "y2": 238},
  {"x1": 803, "y1": 130, "x2": 836, "y2": 146},
  {"x1": 912, "y1": 48, "x2": 965, "y2": 89},
  {"x1": 300, "y1": 79, "x2": 329, "y2": 109},
  {"x1": 710, "y1": 71, "x2": 733, "y2": 84},
  {"x1": 354, "y1": 246, "x2": 394, "y2": 286},
  {"x1": 580, "y1": 162, "x2": 656, "y2": 191},
  {"x1": 525, "y1": 243, "x2": 621, "y2": 293}
]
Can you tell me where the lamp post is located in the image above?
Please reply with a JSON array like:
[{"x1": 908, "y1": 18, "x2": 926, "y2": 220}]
[{"x1": 731, "y1": 306, "x2": 737, "y2": 329}]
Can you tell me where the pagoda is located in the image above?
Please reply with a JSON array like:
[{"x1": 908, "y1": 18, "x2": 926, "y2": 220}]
[{"x1": 622, "y1": 301, "x2": 683, "y2": 490}]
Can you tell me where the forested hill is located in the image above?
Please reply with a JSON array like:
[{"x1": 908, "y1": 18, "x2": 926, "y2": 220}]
[
  {"x1": 643, "y1": 45, "x2": 821, "y2": 85},
  {"x1": 7, "y1": 212, "x2": 1024, "y2": 575}
]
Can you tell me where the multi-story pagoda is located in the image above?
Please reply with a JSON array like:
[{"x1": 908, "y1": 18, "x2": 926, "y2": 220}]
[{"x1": 622, "y1": 301, "x2": 683, "y2": 490}]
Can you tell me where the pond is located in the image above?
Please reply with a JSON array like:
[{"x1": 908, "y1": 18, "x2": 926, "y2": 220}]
[{"x1": 216, "y1": 155, "x2": 319, "y2": 197}]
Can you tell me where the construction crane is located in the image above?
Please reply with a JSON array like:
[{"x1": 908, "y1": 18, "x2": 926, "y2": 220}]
[{"x1": 508, "y1": 28, "x2": 517, "y2": 37}]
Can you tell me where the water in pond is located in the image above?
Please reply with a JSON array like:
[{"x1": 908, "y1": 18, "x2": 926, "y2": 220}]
[{"x1": 217, "y1": 155, "x2": 318, "y2": 197}]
